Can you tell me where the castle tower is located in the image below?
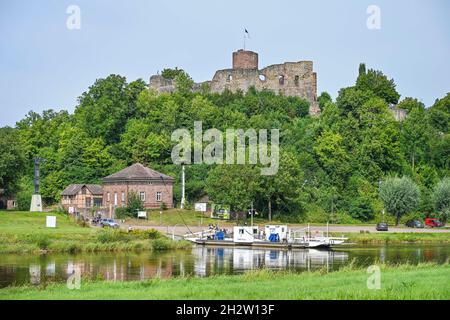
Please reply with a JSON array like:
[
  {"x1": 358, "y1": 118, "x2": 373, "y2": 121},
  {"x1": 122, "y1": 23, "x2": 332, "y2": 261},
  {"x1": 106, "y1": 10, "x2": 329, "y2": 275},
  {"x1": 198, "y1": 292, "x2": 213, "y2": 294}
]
[{"x1": 232, "y1": 49, "x2": 258, "y2": 70}]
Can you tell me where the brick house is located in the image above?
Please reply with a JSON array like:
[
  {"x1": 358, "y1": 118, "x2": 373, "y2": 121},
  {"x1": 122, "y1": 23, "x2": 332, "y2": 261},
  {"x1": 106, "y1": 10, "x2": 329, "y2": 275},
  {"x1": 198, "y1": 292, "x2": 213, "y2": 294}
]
[
  {"x1": 61, "y1": 184, "x2": 103, "y2": 213},
  {"x1": 102, "y1": 163, "x2": 174, "y2": 212}
]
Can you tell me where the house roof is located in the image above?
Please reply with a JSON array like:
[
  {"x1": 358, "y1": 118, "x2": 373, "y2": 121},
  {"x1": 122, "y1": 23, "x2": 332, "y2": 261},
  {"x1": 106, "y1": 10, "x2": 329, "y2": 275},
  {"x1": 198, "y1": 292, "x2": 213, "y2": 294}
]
[
  {"x1": 61, "y1": 184, "x2": 103, "y2": 196},
  {"x1": 102, "y1": 163, "x2": 174, "y2": 183}
]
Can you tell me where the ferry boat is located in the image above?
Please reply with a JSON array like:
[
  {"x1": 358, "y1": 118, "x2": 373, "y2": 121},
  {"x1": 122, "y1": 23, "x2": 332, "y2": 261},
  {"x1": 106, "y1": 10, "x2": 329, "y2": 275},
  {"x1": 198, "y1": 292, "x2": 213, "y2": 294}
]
[{"x1": 184, "y1": 225, "x2": 348, "y2": 249}]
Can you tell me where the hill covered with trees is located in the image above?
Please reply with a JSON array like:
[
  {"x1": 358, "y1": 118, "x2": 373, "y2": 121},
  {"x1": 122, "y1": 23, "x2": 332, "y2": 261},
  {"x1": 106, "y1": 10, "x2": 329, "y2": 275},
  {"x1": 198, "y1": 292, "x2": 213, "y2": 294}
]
[{"x1": 1, "y1": 64, "x2": 449, "y2": 224}]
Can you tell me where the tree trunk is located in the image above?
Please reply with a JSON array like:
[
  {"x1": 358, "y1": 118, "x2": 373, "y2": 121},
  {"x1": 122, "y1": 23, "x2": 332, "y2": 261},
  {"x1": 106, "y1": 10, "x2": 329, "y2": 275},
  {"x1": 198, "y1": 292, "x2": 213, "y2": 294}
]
[
  {"x1": 396, "y1": 214, "x2": 400, "y2": 226},
  {"x1": 268, "y1": 198, "x2": 272, "y2": 222}
]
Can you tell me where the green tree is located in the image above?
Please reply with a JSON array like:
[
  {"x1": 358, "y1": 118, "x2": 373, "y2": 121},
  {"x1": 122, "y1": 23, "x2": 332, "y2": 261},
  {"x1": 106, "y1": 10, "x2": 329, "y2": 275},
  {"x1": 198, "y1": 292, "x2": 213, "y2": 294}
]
[
  {"x1": 379, "y1": 176, "x2": 420, "y2": 225},
  {"x1": 174, "y1": 71, "x2": 194, "y2": 95},
  {"x1": 348, "y1": 197, "x2": 374, "y2": 221},
  {"x1": 313, "y1": 130, "x2": 350, "y2": 186},
  {"x1": 258, "y1": 150, "x2": 305, "y2": 221},
  {"x1": 431, "y1": 134, "x2": 450, "y2": 170},
  {"x1": 0, "y1": 127, "x2": 26, "y2": 195},
  {"x1": 74, "y1": 75, "x2": 147, "y2": 144},
  {"x1": 400, "y1": 107, "x2": 434, "y2": 171},
  {"x1": 356, "y1": 68, "x2": 400, "y2": 104},
  {"x1": 354, "y1": 97, "x2": 403, "y2": 178},
  {"x1": 161, "y1": 67, "x2": 185, "y2": 79},
  {"x1": 206, "y1": 165, "x2": 260, "y2": 212},
  {"x1": 429, "y1": 93, "x2": 450, "y2": 133},
  {"x1": 317, "y1": 92, "x2": 332, "y2": 111},
  {"x1": 396, "y1": 97, "x2": 425, "y2": 112},
  {"x1": 358, "y1": 63, "x2": 366, "y2": 76},
  {"x1": 432, "y1": 178, "x2": 450, "y2": 223}
]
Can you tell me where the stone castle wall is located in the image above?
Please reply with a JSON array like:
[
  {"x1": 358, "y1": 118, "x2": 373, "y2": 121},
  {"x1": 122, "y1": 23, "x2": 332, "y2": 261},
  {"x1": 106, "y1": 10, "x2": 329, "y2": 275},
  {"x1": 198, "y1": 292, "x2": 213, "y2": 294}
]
[{"x1": 149, "y1": 50, "x2": 320, "y2": 115}]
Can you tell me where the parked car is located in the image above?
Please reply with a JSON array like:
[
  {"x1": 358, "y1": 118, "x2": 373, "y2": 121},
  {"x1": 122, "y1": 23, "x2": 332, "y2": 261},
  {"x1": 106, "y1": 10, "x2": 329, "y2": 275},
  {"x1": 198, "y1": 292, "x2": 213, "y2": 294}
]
[
  {"x1": 99, "y1": 218, "x2": 119, "y2": 228},
  {"x1": 376, "y1": 222, "x2": 389, "y2": 231},
  {"x1": 425, "y1": 218, "x2": 444, "y2": 228},
  {"x1": 405, "y1": 220, "x2": 425, "y2": 228}
]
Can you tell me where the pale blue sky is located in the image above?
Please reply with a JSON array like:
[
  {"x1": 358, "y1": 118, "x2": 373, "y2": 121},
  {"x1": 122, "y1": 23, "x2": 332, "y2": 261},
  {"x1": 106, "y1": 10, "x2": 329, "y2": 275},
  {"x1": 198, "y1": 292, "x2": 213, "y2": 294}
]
[{"x1": 1, "y1": 0, "x2": 449, "y2": 126}]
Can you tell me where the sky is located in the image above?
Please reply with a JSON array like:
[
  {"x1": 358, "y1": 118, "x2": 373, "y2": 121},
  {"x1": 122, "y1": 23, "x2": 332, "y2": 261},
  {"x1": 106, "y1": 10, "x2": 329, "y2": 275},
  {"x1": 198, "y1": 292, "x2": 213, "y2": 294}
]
[{"x1": 0, "y1": 0, "x2": 449, "y2": 127}]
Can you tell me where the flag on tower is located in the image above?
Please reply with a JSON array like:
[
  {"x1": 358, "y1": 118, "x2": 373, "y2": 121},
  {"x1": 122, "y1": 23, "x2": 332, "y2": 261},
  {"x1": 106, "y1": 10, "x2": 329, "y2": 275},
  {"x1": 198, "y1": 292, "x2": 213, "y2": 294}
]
[{"x1": 244, "y1": 29, "x2": 250, "y2": 38}]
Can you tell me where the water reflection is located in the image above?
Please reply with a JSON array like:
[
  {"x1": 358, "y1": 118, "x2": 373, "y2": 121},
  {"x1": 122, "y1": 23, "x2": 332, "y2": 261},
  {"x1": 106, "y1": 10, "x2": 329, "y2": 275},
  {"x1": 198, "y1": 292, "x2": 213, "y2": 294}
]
[
  {"x1": 1, "y1": 244, "x2": 449, "y2": 288},
  {"x1": 193, "y1": 247, "x2": 349, "y2": 276}
]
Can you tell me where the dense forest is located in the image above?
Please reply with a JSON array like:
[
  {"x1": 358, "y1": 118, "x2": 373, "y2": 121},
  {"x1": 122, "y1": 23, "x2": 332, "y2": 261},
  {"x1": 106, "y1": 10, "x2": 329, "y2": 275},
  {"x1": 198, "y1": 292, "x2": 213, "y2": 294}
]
[{"x1": 1, "y1": 64, "x2": 449, "y2": 224}]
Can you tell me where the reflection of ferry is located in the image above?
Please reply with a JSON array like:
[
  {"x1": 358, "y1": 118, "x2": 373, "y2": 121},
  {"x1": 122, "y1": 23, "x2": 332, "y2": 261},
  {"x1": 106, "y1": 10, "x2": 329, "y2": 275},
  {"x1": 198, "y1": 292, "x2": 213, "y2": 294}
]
[
  {"x1": 191, "y1": 246, "x2": 349, "y2": 275},
  {"x1": 185, "y1": 225, "x2": 348, "y2": 249}
]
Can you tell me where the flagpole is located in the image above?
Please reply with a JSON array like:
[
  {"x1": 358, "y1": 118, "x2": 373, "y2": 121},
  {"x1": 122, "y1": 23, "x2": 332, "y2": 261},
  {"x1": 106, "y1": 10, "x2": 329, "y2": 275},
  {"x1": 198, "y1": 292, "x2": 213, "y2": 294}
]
[{"x1": 243, "y1": 29, "x2": 246, "y2": 50}]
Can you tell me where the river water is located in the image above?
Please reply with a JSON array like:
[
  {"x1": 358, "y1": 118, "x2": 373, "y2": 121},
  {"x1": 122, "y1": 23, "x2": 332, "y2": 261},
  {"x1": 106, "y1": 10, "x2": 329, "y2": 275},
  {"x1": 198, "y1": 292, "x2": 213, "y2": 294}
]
[{"x1": 0, "y1": 244, "x2": 449, "y2": 288}]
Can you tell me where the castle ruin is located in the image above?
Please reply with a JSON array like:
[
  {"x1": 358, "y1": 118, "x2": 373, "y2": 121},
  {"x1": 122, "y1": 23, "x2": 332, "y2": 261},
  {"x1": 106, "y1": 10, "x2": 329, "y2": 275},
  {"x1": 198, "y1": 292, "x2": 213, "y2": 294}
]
[{"x1": 149, "y1": 50, "x2": 320, "y2": 115}]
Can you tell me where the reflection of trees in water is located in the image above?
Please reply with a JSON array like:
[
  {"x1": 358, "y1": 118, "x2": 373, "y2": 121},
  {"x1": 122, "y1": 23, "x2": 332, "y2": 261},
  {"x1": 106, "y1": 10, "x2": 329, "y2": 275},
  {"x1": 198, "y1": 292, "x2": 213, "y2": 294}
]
[{"x1": 2, "y1": 245, "x2": 450, "y2": 287}]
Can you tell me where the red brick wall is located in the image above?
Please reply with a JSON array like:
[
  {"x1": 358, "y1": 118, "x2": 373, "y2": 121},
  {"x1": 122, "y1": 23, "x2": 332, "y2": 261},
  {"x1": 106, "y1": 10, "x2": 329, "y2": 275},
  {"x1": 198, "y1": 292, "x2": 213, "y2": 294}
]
[
  {"x1": 103, "y1": 181, "x2": 174, "y2": 209},
  {"x1": 233, "y1": 50, "x2": 258, "y2": 70}
]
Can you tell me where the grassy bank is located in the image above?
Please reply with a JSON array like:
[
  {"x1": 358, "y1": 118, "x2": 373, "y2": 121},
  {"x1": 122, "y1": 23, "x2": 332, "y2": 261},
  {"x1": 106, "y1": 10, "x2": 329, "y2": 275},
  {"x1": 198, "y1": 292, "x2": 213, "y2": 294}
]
[
  {"x1": 1, "y1": 263, "x2": 448, "y2": 300},
  {"x1": 340, "y1": 232, "x2": 450, "y2": 244},
  {"x1": 0, "y1": 211, "x2": 190, "y2": 254}
]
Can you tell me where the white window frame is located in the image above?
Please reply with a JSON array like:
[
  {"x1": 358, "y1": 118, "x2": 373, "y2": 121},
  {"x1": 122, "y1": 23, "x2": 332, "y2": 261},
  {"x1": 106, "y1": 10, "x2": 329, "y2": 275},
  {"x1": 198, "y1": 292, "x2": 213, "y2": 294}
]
[
  {"x1": 107, "y1": 192, "x2": 110, "y2": 202},
  {"x1": 114, "y1": 192, "x2": 118, "y2": 206},
  {"x1": 121, "y1": 192, "x2": 125, "y2": 202},
  {"x1": 156, "y1": 192, "x2": 162, "y2": 202},
  {"x1": 140, "y1": 192, "x2": 146, "y2": 202}
]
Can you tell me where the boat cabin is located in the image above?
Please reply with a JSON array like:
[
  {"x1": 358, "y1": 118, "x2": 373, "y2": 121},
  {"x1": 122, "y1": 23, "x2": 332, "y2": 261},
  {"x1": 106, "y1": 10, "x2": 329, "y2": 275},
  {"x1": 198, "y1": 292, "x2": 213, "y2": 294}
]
[
  {"x1": 233, "y1": 226, "x2": 259, "y2": 244},
  {"x1": 264, "y1": 225, "x2": 289, "y2": 242}
]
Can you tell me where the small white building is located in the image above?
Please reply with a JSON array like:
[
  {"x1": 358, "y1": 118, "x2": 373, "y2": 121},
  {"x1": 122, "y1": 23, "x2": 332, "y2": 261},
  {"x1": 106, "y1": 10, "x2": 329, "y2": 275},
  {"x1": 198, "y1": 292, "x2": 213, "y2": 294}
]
[
  {"x1": 264, "y1": 225, "x2": 289, "y2": 242},
  {"x1": 233, "y1": 226, "x2": 259, "y2": 244}
]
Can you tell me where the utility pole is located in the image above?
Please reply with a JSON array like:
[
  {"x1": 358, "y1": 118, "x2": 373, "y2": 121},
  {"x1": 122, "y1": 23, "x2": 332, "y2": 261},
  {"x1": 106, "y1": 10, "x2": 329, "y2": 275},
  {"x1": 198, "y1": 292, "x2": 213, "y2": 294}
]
[
  {"x1": 180, "y1": 164, "x2": 185, "y2": 209},
  {"x1": 250, "y1": 202, "x2": 254, "y2": 227}
]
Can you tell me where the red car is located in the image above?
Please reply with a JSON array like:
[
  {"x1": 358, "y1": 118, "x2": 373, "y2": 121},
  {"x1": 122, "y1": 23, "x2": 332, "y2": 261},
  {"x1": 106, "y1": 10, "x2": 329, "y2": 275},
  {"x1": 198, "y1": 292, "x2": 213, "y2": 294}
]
[{"x1": 425, "y1": 218, "x2": 444, "y2": 228}]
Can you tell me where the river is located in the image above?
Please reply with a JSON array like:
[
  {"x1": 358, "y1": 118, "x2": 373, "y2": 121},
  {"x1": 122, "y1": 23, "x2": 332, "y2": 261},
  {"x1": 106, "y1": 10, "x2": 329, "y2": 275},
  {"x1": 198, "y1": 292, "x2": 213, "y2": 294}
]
[{"x1": 1, "y1": 244, "x2": 449, "y2": 288}]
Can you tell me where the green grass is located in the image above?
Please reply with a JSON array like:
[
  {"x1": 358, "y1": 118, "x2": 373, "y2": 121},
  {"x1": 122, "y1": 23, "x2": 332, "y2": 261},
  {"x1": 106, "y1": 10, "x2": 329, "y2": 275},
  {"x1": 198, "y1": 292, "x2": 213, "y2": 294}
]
[
  {"x1": 126, "y1": 208, "x2": 221, "y2": 226},
  {"x1": 1, "y1": 263, "x2": 448, "y2": 300},
  {"x1": 0, "y1": 211, "x2": 191, "y2": 254},
  {"x1": 340, "y1": 232, "x2": 450, "y2": 244}
]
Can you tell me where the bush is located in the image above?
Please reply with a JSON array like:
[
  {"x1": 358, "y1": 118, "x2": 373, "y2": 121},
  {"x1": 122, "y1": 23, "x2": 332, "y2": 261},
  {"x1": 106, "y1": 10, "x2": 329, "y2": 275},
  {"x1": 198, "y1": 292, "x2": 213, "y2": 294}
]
[
  {"x1": 115, "y1": 191, "x2": 144, "y2": 219},
  {"x1": 115, "y1": 207, "x2": 130, "y2": 219},
  {"x1": 335, "y1": 212, "x2": 361, "y2": 224},
  {"x1": 30, "y1": 234, "x2": 51, "y2": 250},
  {"x1": 13, "y1": 176, "x2": 34, "y2": 211},
  {"x1": 97, "y1": 229, "x2": 128, "y2": 243},
  {"x1": 146, "y1": 229, "x2": 161, "y2": 239},
  {"x1": 127, "y1": 229, "x2": 161, "y2": 240},
  {"x1": 348, "y1": 197, "x2": 375, "y2": 221},
  {"x1": 151, "y1": 238, "x2": 170, "y2": 251}
]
